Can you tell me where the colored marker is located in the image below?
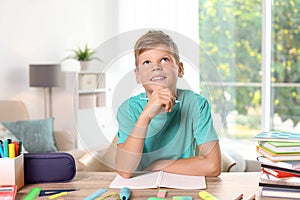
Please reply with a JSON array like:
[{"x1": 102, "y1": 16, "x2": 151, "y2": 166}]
[
  {"x1": 140, "y1": 97, "x2": 180, "y2": 103},
  {"x1": 3, "y1": 140, "x2": 8, "y2": 158},
  {"x1": 157, "y1": 189, "x2": 167, "y2": 198},
  {"x1": 0, "y1": 142, "x2": 4, "y2": 158},
  {"x1": 24, "y1": 188, "x2": 42, "y2": 200},
  {"x1": 14, "y1": 142, "x2": 19, "y2": 157},
  {"x1": 84, "y1": 189, "x2": 107, "y2": 200},
  {"x1": 199, "y1": 191, "x2": 218, "y2": 200},
  {"x1": 18, "y1": 140, "x2": 22, "y2": 155},
  {"x1": 8, "y1": 143, "x2": 15, "y2": 158},
  {"x1": 172, "y1": 196, "x2": 192, "y2": 200},
  {"x1": 148, "y1": 198, "x2": 167, "y2": 200},
  {"x1": 120, "y1": 187, "x2": 130, "y2": 200},
  {"x1": 96, "y1": 192, "x2": 119, "y2": 200},
  {"x1": 48, "y1": 191, "x2": 68, "y2": 199}
]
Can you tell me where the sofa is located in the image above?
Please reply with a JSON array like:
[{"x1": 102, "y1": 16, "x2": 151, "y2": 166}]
[
  {"x1": 0, "y1": 100, "x2": 242, "y2": 173},
  {"x1": 0, "y1": 100, "x2": 86, "y2": 170}
]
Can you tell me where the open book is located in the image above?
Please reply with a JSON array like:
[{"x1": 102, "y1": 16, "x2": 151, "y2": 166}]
[{"x1": 109, "y1": 171, "x2": 207, "y2": 189}]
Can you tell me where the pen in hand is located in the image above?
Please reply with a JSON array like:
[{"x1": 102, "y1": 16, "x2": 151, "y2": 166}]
[{"x1": 140, "y1": 97, "x2": 180, "y2": 104}]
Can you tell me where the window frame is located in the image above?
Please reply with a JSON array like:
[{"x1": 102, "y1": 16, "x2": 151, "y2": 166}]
[{"x1": 261, "y1": 0, "x2": 272, "y2": 132}]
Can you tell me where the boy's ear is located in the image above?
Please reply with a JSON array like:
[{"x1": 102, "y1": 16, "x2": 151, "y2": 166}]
[
  {"x1": 134, "y1": 68, "x2": 141, "y2": 83},
  {"x1": 178, "y1": 62, "x2": 184, "y2": 78}
]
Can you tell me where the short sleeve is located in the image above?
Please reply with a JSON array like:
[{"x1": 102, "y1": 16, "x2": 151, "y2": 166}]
[
  {"x1": 192, "y1": 97, "x2": 218, "y2": 145},
  {"x1": 116, "y1": 99, "x2": 138, "y2": 144}
]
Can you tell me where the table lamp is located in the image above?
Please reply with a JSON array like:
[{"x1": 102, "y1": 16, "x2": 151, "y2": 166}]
[{"x1": 29, "y1": 64, "x2": 63, "y2": 117}]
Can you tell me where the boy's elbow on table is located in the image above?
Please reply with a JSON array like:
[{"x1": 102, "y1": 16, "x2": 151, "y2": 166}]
[
  {"x1": 116, "y1": 170, "x2": 133, "y2": 179},
  {"x1": 206, "y1": 159, "x2": 222, "y2": 177},
  {"x1": 209, "y1": 164, "x2": 222, "y2": 177},
  {"x1": 199, "y1": 156, "x2": 222, "y2": 177}
]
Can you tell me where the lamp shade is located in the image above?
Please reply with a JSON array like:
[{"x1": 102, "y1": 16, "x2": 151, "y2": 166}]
[{"x1": 29, "y1": 64, "x2": 62, "y2": 87}]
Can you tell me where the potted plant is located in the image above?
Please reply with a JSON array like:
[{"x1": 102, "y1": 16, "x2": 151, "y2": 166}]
[{"x1": 67, "y1": 44, "x2": 102, "y2": 70}]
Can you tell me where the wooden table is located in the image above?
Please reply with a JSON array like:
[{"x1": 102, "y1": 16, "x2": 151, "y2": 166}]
[{"x1": 16, "y1": 172, "x2": 277, "y2": 200}]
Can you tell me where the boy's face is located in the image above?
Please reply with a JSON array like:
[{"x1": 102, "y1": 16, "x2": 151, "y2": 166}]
[{"x1": 135, "y1": 47, "x2": 184, "y2": 96}]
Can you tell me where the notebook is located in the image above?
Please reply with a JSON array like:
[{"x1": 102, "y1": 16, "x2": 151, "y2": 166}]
[{"x1": 109, "y1": 171, "x2": 207, "y2": 189}]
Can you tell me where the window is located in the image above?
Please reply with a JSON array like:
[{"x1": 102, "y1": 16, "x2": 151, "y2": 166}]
[
  {"x1": 199, "y1": 0, "x2": 300, "y2": 139},
  {"x1": 271, "y1": 0, "x2": 300, "y2": 132}
]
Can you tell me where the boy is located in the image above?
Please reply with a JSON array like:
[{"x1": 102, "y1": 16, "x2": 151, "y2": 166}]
[{"x1": 116, "y1": 30, "x2": 221, "y2": 178}]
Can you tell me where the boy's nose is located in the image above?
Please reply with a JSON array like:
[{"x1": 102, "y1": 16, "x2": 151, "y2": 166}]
[{"x1": 151, "y1": 64, "x2": 163, "y2": 71}]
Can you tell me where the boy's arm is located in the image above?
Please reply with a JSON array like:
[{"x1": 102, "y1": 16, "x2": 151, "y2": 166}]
[
  {"x1": 116, "y1": 89, "x2": 176, "y2": 178},
  {"x1": 144, "y1": 140, "x2": 222, "y2": 176},
  {"x1": 115, "y1": 111, "x2": 150, "y2": 178}
]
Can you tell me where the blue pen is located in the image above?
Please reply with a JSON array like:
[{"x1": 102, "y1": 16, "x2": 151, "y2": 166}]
[
  {"x1": 120, "y1": 187, "x2": 130, "y2": 200},
  {"x1": 3, "y1": 140, "x2": 8, "y2": 158}
]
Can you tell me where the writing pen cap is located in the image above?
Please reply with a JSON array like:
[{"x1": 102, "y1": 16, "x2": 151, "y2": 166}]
[{"x1": 120, "y1": 187, "x2": 130, "y2": 200}]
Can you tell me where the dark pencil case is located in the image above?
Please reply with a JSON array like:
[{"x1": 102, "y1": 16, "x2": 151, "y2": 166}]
[{"x1": 24, "y1": 152, "x2": 76, "y2": 184}]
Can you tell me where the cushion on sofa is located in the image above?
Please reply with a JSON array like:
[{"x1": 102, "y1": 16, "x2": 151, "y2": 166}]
[
  {"x1": 1, "y1": 118, "x2": 57, "y2": 153},
  {"x1": 53, "y1": 130, "x2": 76, "y2": 151}
]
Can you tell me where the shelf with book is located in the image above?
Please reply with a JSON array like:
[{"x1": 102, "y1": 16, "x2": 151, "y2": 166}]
[
  {"x1": 75, "y1": 69, "x2": 115, "y2": 150},
  {"x1": 77, "y1": 71, "x2": 106, "y2": 109}
]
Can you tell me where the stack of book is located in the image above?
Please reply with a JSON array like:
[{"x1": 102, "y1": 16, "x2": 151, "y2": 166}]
[{"x1": 254, "y1": 131, "x2": 300, "y2": 199}]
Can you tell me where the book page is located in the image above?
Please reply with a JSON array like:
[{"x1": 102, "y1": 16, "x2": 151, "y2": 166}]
[
  {"x1": 109, "y1": 171, "x2": 160, "y2": 189},
  {"x1": 158, "y1": 172, "x2": 207, "y2": 189}
]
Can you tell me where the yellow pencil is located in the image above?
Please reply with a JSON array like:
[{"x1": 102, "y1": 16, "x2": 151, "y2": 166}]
[{"x1": 48, "y1": 192, "x2": 68, "y2": 199}]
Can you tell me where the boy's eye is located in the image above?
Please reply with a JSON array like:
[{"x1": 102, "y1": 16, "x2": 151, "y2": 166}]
[
  {"x1": 161, "y1": 57, "x2": 170, "y2": 63},
  {"x1": 142, "y1": 60, "x2": 151, "y2": 65}
]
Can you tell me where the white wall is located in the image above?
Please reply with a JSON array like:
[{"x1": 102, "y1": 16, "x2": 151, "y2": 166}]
[
  {"x1": 0, "y1": 0, "x2": 117, "y2": 134},
  {"x1": 117, "y1": 0, "x2": 198, "y2": 41},
  {"x1": 108, "y1": 0, "x2": 200, "y2": 117},
  {"x1": 0, "y1": 0, "x2": 199, "y2": 148}
]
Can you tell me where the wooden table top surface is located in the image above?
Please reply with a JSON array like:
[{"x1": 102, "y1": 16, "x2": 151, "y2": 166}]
[{"x1": 16, "y1": 171, "x2": 280, "y2": 200}]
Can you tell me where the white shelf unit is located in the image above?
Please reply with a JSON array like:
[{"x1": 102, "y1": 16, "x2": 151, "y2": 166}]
[
  {"x1": 76, "y1": 70, "x2": 117, "y2": 150},
  {"x1": 77, "y1": 71, "x2": 106, "y2": 109}
]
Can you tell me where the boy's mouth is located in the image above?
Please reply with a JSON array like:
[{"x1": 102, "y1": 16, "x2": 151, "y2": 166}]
[{"x1": 151, "y1": 76, "x2": 166, "y2": 82}]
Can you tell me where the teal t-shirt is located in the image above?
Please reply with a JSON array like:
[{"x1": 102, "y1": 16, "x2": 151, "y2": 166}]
[{"x1": 117, "y1": 89, "x2": 218, "y2": 171}]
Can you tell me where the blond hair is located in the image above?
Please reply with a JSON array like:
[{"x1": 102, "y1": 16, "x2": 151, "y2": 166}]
[{"x1": 134, "y1": 30, "x2": 180, "y2": 67}]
